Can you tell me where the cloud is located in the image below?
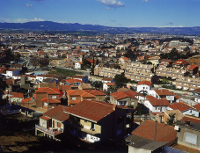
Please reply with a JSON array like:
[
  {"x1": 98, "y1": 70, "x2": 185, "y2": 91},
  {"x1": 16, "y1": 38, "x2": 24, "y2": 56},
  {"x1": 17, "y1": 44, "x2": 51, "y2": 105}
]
[
  {"x1": 26, "y1": 3, "x2": 33, "y2": 7},
  {"x1": 0, "y1": 18, "x2": 45, "y2": 23},
  {"x1": 0, "y1": 18, "x2": 12, "y2": 23},
  {"x1": 97, "y1": 0, "x2": 124, "y2": 8},
  {"x1": 166, "y1": 21, "x2": 174, "y2": 25},
  {"x1": 143, "y1": 0, "x2": 149, "y2": 2}
]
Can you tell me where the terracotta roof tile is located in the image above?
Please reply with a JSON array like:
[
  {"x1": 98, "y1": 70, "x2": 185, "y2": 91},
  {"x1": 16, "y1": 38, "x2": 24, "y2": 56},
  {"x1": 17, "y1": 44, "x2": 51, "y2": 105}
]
[
  {"x1": 0, "y1": 67, "x2": 7, "y2": 73},
  {"x1": 22, "y1": 97, "x2": 32, "y2": 103},
  {"x1": 40, "y1": 116, "x2": 51, "y2": 120},
  {"x1": 35, "y1": 87, "x2": 60, "y2": 94},
  {"x1": 169, "y1": 102, "x2": 192, "y2": 112},
  {"x1": 66, "y1": 79, "x2": 84, "y2": 84},
  {"x1": 137, "y1": 81, "x2": 152, "y2": 86},
  {"x1": 65, "y1": 100, "x2": 115, "y2": 122},
  {"x1": 193, "y1": 103, "x2": 200, "y2": 111},
  {"x1": 10, "y1": 92, "x2": 23, "y2": 98},
  {"x1": 132, "y1": 120, "x2": 177, "y2": 143},
  {"x1": 154, "y1": 89, "x2": 174, "y2": 96},
  {"x1": 181, "y1": 115, "x2": 200, "y2": 124},
  {"x1": 43, "y1": 105, "x2": 69, "y2": 122},
  {"x1": 41, "y1": 98, "x2": 61, "y2": 104},
  {"x1": 146, "y1": 96, "x2": 170, "y2": 106}
]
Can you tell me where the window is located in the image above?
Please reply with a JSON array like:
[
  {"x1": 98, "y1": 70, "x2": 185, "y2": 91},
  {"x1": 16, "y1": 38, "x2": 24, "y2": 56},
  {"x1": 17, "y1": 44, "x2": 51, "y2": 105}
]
[
  {"x1": 185, "y1": 133, "x2": 197, "y2": 145},
  {"x1": 52, "y1": 96, "x2": 56, "y2": 99},
  {"x1": 72, "y1": 97, "x2": 76, "y2": 100}
]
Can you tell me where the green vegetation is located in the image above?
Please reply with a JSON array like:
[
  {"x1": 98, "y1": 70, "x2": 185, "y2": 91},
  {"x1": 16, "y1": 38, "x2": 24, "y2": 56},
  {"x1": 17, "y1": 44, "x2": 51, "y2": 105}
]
[
  {"x1": 113, "y1": 74, "x2": 129, "y2": 88},
  {"x1": 50, "y1": 68, "x2": 82, "y2": 77}
]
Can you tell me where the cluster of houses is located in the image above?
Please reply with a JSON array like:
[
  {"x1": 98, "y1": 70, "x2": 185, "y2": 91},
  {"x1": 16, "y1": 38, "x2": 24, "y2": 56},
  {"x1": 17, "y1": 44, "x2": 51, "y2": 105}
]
[{"x1": 2, "y1": 33, "x2": 200, "y2": 152}]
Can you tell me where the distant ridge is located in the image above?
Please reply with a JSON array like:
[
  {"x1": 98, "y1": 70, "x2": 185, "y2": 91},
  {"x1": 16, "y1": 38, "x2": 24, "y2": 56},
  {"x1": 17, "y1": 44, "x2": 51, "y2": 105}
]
[{"x1": 0, "y1": 21, "x2": 200, "y2": 35}]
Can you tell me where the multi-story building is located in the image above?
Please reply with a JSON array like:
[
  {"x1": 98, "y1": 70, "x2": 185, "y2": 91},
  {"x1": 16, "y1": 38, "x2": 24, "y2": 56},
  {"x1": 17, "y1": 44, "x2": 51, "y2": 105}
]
[
  {"x1": 175, "y1": 77, "x2": 200, "y2": 91},
  {"x1": 156, "y1": 67, "x2": 186, "y2": 79}
]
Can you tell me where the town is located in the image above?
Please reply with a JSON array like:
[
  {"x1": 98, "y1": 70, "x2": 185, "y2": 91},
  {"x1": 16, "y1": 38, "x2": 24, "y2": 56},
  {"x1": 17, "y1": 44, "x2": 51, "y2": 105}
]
[{"x1": 1, "y1": 31, "x2": 200, "y2": 153}]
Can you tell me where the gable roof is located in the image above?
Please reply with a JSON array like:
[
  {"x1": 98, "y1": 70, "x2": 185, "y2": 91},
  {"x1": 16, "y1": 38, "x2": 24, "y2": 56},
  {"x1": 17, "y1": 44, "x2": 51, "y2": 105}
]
[
  {"x1": 181, "y1": 115, "x2": 200, "y2": 124},
  {"x1": 0, "y1": 67, "x2": 7, "y2": 73},
  {"x1": 35, "y1": 87, "x2": 60, "y2": 94},
  {"x1": 193, "y1": 103, "x2": 200, "y2": 111},
  {"x1": 146, "y1": 96, "x2": 170, "y2": 106},
  {"x1": 66, "y1": 79, "x2": 84, "y2": 84},
  {"x1": 64, "y1": 100, "x2": 115, "y2": 122},
  {"x1": 132, "y1": 120, "x2": 177, "y2": 143},
  {"x1": 86, "y1": 90, "x2": 106, "y2": 96},
  {"x1": 110, "y1": 90, "x2": 138, "y2": 100},
  {"x1": 169, "y1": 102, "x2": 193, "y2": 112},
  {"x1": 43, "y1": 105, "x2": 69, "y2": 122},
  {"x1": 41, "y1": 98, "x2": 61, "y2": 104},
  {"x1": 137, "y1": 81, "x2": 152, "y2": 86},
  {"x1": 154, "y1": 89, "x2": 174, "y2": 96}
]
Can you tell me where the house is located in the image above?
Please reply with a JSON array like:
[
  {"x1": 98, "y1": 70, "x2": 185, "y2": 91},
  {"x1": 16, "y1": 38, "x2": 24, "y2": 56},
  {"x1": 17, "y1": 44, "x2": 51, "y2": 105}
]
[
  {"x1": 169, "y1": 102, "x2": 199, "y2": 117},
  {"x1": 101, "y1": 77, "x2": 114, "y2": 84},
  {"x1": 36, "y1": 74, "x2": 54, "y2": 83},
  {"x1": 78, "y1": 83, "x2": 92, "y2": 90},
  {"x1": 63, "y1": 100, "x2": 135, "y2": 144},
  {"x1": 2, "y1": 91, "x2": 24, "y2": 104},
  {"x1": 143, "y1": 96, "x2": 170, "y2": 113},
  {"x1": 74, "y1": 62, "x2": 82, "y2": 69},
  {"x1": 125, "y1": 120, "x2": 177, "y2": 153},
  {"x1": 0, "y1": 67, "x2": 7, "y2": 74},
  {"x1": 185, "y1": 65, "x2": 198, "y2": 75},
  {"x1": 35, "y1": 105, "x2": 69, "y2": 140},
  {"x1": 176, "y1": 115, "x2": 200, "y2": 151},
  {"x1": 136, "y1": 81, "x2": 152, "y2": 94},
  {"x1": 86, "y1": 90, "x2": 106, "y2": 101},
  {"x1": 103, "y1": 82, "x2": 116, "y2": 91},
  {"x1": 35, "y1": 87, "x2": 61, "y2": 109},
  {"x1": 73, "y1": 75, "x2": 88, "y2": 83},
  {"x1": 110, "y1": 89, "x2": 142, "y2": 108},
  {"x1": 148, "y1": 89, "x2": 176, "y2": 104},
  {"x1": 67, "y1": 90, "x2": 96, "y2": 106},
  {"x1": 66, "y1": 78, "x2": 84, "y2": 86},
  {"x1": 4, "y1": 69, "x2": 20, "y2": 78},
  {"x1": 159, "y1": 59, "x2": 173, "y2": 67},
  {"x1": 172, "y1": 59, "x2": 188, "y2": 68}
]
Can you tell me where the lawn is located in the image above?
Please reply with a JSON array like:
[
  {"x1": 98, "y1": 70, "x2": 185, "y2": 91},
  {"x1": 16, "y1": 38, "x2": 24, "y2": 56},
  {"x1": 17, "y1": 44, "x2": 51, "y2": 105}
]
[{"x1": 50, "y1": 68, "x2": 82, "y2": 77}]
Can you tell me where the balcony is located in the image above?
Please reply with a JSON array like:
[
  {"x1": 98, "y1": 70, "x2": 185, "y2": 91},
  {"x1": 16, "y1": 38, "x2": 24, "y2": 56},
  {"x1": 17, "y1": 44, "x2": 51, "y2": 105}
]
[{"x1": 35, "y1": 124, "x2": 63, "y2": 136}]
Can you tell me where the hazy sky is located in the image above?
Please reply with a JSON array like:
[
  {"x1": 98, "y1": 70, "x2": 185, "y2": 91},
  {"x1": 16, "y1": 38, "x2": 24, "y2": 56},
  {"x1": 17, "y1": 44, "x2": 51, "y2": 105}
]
[{"x1": 0, "y1": 0, "x2": 199, "y2": 27}]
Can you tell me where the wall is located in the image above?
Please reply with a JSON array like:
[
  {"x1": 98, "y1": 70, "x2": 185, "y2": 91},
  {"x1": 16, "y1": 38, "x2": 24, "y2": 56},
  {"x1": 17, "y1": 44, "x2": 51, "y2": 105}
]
[{"x1": 177, "y1": 126, "x2": 200, "y2": 151}]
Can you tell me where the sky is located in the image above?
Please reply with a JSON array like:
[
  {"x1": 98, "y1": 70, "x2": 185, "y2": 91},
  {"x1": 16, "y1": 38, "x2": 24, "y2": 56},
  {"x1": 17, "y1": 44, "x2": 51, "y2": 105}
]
[{"x1": 0, "y1": 0, "x2": 200, "y2": 27}]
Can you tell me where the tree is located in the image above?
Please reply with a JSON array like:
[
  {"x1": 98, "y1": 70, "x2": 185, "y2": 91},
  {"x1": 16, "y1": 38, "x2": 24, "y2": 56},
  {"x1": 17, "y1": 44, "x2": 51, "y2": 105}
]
[
  {"x1": 0, "y1": 78, "x2": 8, "y2": 106},
  {"x1": 167, "y1": 113, "x2": 176, "y2": 125},
  {"x1": 15, "y1": 53, "x2": 21, "y2": 63},
  {"x1": 113, "y1": 74, "x2": 129, "y2": 88},
  {"x1": 82, "y1": 59, "x2": 91, "y2": 69},
  {"x1": 94, "y1": 81, "x2": 103, "y2": 90},
  {"x1": 40, "y1": 58, "x2": 49, "y2": 67}
]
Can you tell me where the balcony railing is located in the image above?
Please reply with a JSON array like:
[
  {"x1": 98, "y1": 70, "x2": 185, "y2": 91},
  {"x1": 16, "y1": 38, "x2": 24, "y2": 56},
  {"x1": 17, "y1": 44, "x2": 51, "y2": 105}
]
[{"x1": 35, "y1": 124, "x2": 55, "y2": 136}]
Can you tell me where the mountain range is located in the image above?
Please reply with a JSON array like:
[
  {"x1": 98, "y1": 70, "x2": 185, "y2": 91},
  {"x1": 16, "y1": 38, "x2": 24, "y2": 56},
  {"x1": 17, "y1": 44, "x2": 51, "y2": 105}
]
[{"x1": 1, "y1": 21, "x2": 200, "y2": 35}]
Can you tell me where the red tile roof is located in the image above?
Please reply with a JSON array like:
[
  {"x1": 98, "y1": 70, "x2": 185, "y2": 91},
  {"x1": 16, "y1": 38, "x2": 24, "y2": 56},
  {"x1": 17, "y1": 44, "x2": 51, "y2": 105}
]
[
  {"x1": 181, "y1": 115, "x2": 200, "y2": 124},
  {"x1": 154, "y1": 89, "x2": 174, "y2": 96},
  {"x1": 43, "y1": 105, "x2": 69, "y2": 122},
  {"x1": 122, "y1": 57, "x2": 129, "y2": 60},
  {"x1": 193, "y1": 103, "x2": 200, "y2": 111},
  {"x1": 194, "y1": 88, "x2": 200, "y2": 93},
  {"x1": 41, "y1": 98, "x2": 61, "y2": 104},
  {"x1": 35, "y1": 87, "x2": 60, "y2": 94},
  {"x1": 106, "y1": 82, "x2": 116, "y2": 86},
  {"x1": 185, "y1": 65, "x2": 198, "y2": 70},
  {"x1": 65, "y1": 100, "x2": 115, "y2": 122},
  {"x1": 102, "y1": 77, "x2": 113, "y2": 81},
  {"x1": 40, "y1": 116, "x2": 51, "y2": 121},
  {"x1": 68, "y1": 100, "x2": 82, "y2": 105},
  {"x1": 58, "y1": 85, "x2": 72, "y2": 91},
  {"x1": 86, "y1": 59, "x2": 96, "y2": 64},
  {"x1": 86, "y1": 90, "x2": 106, "y2": 96},
  {"x1": 0, "y1": 67, "x2": 7, "y2": 73},
  {"x1": 169, "y1": 102, "x2": 192, "y2": 112},
  {"x1": 66, "y1": 79, "x2": 84, "y2": 84},
  {"x1": 22, "y1": 97, "x2": 32, "y2": 103},
  {"x1": 137, "y1": 81, "x2": 152, "y2": 86},
  {"x1": 173, "y1": 59, "x2": 188, "y2": 65},
  {"x1": 110, "y1": 89, "x2": 141, "y2": 100},
  {"x1": 132, "y1": 120, "x2": 177, "y2": 143},
  {"x1": 10, "y1": 92, "x2": 23, "y2": 98},
  {"x1": 146, "y1": 96, "x2": 170, "y2": 106}
]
